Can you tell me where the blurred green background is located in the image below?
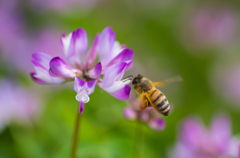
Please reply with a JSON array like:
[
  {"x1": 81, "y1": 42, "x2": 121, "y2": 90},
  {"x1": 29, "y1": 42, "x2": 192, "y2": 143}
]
[{"x1": 1, "y1": 0, "x2": 240, "y2": 157}]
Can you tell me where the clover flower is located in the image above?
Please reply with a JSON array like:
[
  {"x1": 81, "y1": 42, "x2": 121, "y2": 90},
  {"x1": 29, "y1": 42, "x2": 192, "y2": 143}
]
[
  {"x1": 169, "y1": 114, "x2": 240, "y2": 158},
  {"x1": 123, "y1": 93, "x2": 165, "y2": 131},
  {"x1": 0, "y1": 80, "x2": 38, "y2": 131},
  {"x1": 31, "y1": 27, "x2": 134, "y2": 113}
]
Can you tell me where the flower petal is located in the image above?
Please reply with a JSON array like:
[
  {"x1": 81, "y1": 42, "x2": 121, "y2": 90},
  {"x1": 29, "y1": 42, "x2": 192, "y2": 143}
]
[
  {"x1": 98, "y1": 27, "x2": 115, "y2": 61},
  {"x1": 74, "y1": 77, "x2": 97, "y2": 94},
  {"x1": 85, "y1": 34, "x2": 99, "y2": 69},
  {"x1": 31, "y1": 52, "x2": 52, "y2": 70},
  {"x1": 49, "y1": 57, "x2": 76, "y2": 78},
  {"x1": 103, "y1": 49, "x2": 134, "y2": 71},
  {"x1": 76, "y1": 92, "x2": 89, "y2": 103},
  {"x1": 238, "y1": 144, "x2": 240, "y2": 158},
  {"x1": 123, "y1": 108, "x2": 137, "y2": 120},
  {"x1": 140, "y1": 110, "x2": 149, "y2": 122},
  {"x1": 30, "y1": 72, "x2": 47, "y2": 84},
  {"x1": 86, "y1": 80, "x2": 97, "y2": 95},
  {"x1": 61, "y1": 28, "x2": 87, "y2": 58},
  {"x1": 86, "y1": 62, "x2": 102, "y2": 79},
  {"x1": 61, "y1": 28, "x2": 87, "y2": 68},
  {"x1": 79, "y1": 101, "x2": 84, "y2": 114},
  {"x1": 180, "y1": 117, "x2": 205, "y2": 150},
  {"x1": 111, "y1": 42, "x2": 127, "y2": 60},
  {"x1": 102, "y1": 62, "x2": 128, "y2": 88},
  {"x1": 102, "y1": 83, "x2": 131, "y2": 100},
  {"x1": 31, "y1": 68, "x2": 65, "y2": 84},
  {"x1": 61, "y1": 33, "x2": 73, "y2": 58},
  {"x1": 72, "y1": 28, "x2": 88, "y2": 56},
  {"x1": 210, "y1": 114, "x2": 231, "y2": 151},
  {"x1": 148, "y1": 118, "x2": 165, "y2": 131},
  {"x1": 74, "y1": 77, "x2": 85, "y2": 92}
]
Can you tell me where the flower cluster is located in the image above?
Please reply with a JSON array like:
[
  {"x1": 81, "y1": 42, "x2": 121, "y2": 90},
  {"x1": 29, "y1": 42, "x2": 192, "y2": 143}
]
[
  {"x1": 31, "y1": 27, "x2": 134, "y2": 113},
  {"x1": 169, "y1": 114, "x2": 240, "y2": 158},
  {"x1": 123, "y1": 93, "x2": 165, "y2": 131}
]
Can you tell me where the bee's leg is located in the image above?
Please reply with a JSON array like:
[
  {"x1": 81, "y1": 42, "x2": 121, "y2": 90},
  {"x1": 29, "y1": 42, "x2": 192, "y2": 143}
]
[
  {"x1": 145, "y1": 95, "x2": 152, "y2": 107},
  {"x1": 140, "y1": 99, "x2": 148, "y2": 110}
]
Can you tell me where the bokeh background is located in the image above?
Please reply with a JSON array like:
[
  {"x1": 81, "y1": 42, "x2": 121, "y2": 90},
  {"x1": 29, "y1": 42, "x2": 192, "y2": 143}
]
[{"x1": 1, "y1": 0, "x2": 240, "y2": 157}]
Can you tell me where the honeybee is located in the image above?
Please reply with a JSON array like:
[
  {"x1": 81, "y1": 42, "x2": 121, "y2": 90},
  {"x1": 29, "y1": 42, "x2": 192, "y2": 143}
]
[{"x1": 128, "y1": 74, "x2": 182, "y2": 116}]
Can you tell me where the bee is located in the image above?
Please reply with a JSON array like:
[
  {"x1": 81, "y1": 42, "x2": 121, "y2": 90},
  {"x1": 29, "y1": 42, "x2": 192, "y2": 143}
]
[{"x1": 128, "y1": 74, "x2": 182, "y2": 116}]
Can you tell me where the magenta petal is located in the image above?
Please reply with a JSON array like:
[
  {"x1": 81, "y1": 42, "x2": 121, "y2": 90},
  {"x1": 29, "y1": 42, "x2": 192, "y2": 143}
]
[
  {"x1": 74, "y1": 77, "x2": 85, "y2": 92},
  {"x1": 148, "y1": 118, "x2": 165, "y2": 131},
  {"x1": 79, "y1": 101, "x2": 84, "y2": 114},
  {"x1": 126, "y1": 60, "x2": 133, "y2": 71},
  {"x1": 238, "y1": 144, "x2": 240, "y2": 158},
  {"x1": 72, "y1": 28, "x2": 88, "y2": 56},
  {"x1": 123, "y1": 108, "x2": 137, "y2": 120},
  {"x1": 109, "y1": 84, "x2": 131, "y2": 100},
  {"x1": 98, "y1": 27, "x2": 116, "y2": 61},
  {"x1": 31, "y1": 52, "x2": 52, "y2": 70},
  {"x1": 61, "y1": 33, "x2": 73, "y2": 58},
  {"x1": 86, "y1": 62, "x2": 102, "y2": 79},
  {"x1": 210, "y1": 114, "x2": 231, "y2": 151},
  {"x1": 180, "y1": 118, "x2": 205, "y2": 150},
  {"x1": 104, "y1": 49, "x2": 134, "y2": 70},
  {"x1": 102, "y1": 62, "x2": 127, "y2": 88},
  {"x1": 86, "y1": 34, "x2": 99, "y2": 69},
  {"x1": 30, "y1": 72, "x2": 46, "y2": 84},
  {"x1": 49, "y1": 57, "x2": 75, "y2": 78},
  {"x1": 30, "y1": 67, "x2": 65, "y2": 84},
  {"x1": 74, "y1": 77, "x2": 97, "y2": 95},
  {"x1": 86, "y1": 80, "x2": 97, "y2": 94},
  {"x1": 141, "y1": 111, "x2": 149, "y2": 122}
]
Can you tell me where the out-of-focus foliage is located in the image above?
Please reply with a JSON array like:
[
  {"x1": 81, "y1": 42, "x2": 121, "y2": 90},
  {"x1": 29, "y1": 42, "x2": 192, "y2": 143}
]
[{"x1": 1, "y1": 0, "x2": 240, "y2": 157}]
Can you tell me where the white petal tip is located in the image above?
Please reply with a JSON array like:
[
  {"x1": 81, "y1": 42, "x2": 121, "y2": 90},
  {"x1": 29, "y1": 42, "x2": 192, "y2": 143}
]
[{"x1": 75, "y1": 93, "x2": 90, "y2": 103}]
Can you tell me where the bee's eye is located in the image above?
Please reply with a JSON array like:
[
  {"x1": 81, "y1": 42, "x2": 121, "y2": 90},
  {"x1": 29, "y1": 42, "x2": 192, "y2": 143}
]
[{"x1": 132, "y1": 78, "x2": 139, "y2": 84}]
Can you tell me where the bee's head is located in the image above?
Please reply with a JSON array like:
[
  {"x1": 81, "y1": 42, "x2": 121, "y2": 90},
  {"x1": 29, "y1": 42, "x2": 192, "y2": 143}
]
[{"x1": 131, "y1": 74, "x2": 143, "y2": 86}]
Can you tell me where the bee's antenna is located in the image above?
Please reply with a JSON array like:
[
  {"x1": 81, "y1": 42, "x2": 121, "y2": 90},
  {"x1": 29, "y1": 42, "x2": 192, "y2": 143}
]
[
  {"x1": 122, "y1": 75, "x2": 133, "y2": 83},
  {"x1": 123, "y1": 75, "x2": 133, "y2": 80}
]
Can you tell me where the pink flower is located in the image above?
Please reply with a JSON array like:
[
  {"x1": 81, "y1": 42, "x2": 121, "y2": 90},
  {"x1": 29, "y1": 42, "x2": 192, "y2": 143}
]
[
  {"x1": 123, "y1": 93, "x2": 165, "y2": 131},
  {"x1": 169, "y1": 114, "x2": 240, "y2": 158},
  {"x1": 190, "y1": 5, "x2": 237, "y2": 48},
  {"x1": 31, "y1": 27, "x2": 134, "y2": 113}
]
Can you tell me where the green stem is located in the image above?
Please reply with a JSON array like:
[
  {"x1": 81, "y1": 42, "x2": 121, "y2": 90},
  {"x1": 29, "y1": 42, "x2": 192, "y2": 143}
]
[
  {"x1": 70, "y1": 109, "x2": 81, "y2": 158},
  {"x1": 133, "y1": 112, "x2": 144, "y2": 158}
]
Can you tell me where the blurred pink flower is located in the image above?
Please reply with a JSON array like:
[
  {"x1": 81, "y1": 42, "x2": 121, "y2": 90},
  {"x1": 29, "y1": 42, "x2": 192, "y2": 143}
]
[
  {"x1": 192, "y1": 6, "x2": 237, "y2": 46},
  {"x1": 0, "y1": 80, "x2": 39, "y2": 131},
  {"x1": 211, "y1": 64, "x2": 240, "y2": 106},
  {"x1": 30, "y1": 0, "x2": 101, "y2": 12},
  {"x1": 123, "y1": 93, "x2": 165, "y2": 131},
  {"x1": 0, "y1": 0, "x2": 67, "y2": 72},
  {"x1": 221, "y1": 65, "x2": 240, "y2": 104},
  {"x1": 169, "y1": 114, "x2": 240, "y2": 158},
  {"x1": 180, "y1": 4, "x2": 238, "y2": 51}
]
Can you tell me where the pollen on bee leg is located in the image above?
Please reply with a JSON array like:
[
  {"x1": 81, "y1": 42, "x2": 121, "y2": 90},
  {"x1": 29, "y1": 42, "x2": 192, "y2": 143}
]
[
  {"x1": 140, "y1": 101, "x2": 147, "y2": 110},
  {"x1": 75, "y1": 91, "x2": 90, "y2": 103}
]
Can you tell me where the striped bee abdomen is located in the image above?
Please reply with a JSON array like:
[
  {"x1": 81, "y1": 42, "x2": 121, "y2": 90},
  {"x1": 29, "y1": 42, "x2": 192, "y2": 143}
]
[{"x1": 149, "y1": 89, "x2": 170, "y2": 116}]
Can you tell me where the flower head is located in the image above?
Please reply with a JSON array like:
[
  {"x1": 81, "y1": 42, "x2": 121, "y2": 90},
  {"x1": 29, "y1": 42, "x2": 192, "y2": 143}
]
[
  {"x1": 31, "y1": 27, "x2": 134, "y2": 113},
  {"x1": 169, "y1": 114, "x2": 240, "y2": 158},
  {"x1": 123, "y1": 93, "x2": 165, "y2": 131}
]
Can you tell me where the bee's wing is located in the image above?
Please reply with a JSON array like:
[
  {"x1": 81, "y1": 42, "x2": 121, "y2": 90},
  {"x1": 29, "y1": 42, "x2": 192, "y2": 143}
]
[{"x1": 152, "y1": 76, "x2": 183, "y2": 87}]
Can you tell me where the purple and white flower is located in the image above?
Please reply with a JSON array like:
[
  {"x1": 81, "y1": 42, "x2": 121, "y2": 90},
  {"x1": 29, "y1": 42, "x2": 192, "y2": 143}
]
[
  {"x1": 123, "y1": 93, "x2": 165, "y2": 131},
  {"x1": 169, "y1": 114, "x2": 240, "y2": 158},
  {"x1": 31, "y1": 27, "x2": 134, "y2": 113}
]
